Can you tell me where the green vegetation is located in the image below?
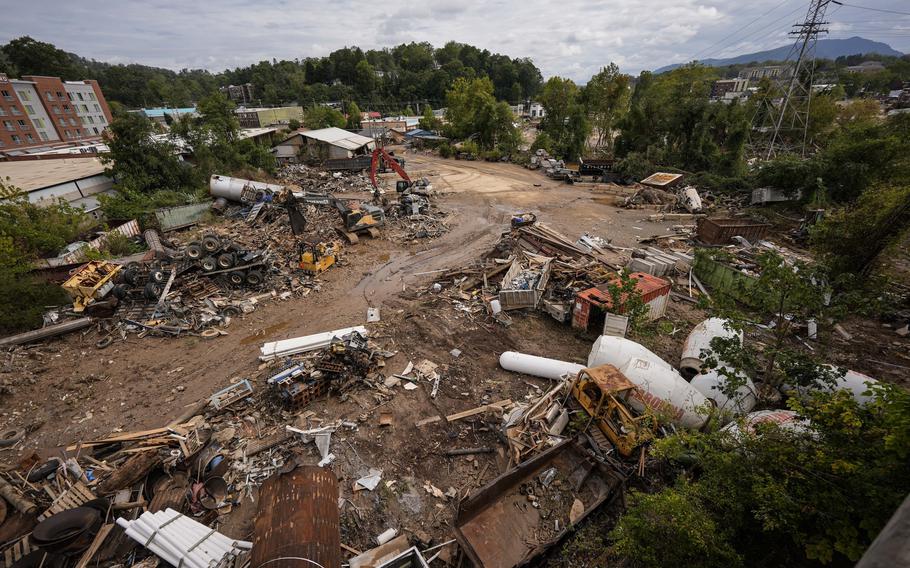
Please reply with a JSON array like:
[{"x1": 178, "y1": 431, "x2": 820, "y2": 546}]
[
  {"x1": 613, "y1": 384, "x2": 910, "y2": 567},
  {"x1": 0, "y1": 37, "x2": 542, "y2": 110},
  {"x1": 443, "y1": 77, "x2": 520, "y2": 154},
  {"x1": 0, "y1": 179, "x2": 90, "y2": 333},
  {"x1": 303, "y1": 105, "x2": 347, "y2": 129},
  {"x1": 538, "y1": 77, "x2": 590, "y2": 160}
]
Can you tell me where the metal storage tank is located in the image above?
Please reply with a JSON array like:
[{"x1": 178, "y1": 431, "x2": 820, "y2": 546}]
[
  {"x1": 620, "y1": 357, "x2": 710, "y2": 430},
  {"x1": 209, "y1": 174, "x2": 284, "y2": 203},
  {"x1": 680, "y1": 318, "x2": 741, "y2": 378}
]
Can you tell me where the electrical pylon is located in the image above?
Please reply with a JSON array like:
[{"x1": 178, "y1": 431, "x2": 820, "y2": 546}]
[{"x1": 761, "y1": 0, "x2": 832, "y2": 159}]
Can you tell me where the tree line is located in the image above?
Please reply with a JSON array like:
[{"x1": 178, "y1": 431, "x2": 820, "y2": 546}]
[{"x1": 0, "y1": 36, "x2": 543, "y2": 111}]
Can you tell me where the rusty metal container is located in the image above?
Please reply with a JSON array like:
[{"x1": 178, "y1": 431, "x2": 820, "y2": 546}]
[
  {"x1": 252, "y1": 466, "x2": 341, "y2": 568},
  {"x1": 696, "y1": 218, "x2": 771, "y2": 245}
]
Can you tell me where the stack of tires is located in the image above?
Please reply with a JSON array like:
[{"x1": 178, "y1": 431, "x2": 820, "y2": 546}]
[{"x1": 185, "y1": 234, "x2": 264, "y2": 287}]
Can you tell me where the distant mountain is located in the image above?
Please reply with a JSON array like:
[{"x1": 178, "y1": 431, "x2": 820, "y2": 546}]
[{"x1": 655, "y1": 36, "x2": 903, "y2": 73}]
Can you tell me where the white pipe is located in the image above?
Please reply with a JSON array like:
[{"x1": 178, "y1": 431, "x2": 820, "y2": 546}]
[
  {"x1": 499, "y1": 352, "x2": 584, "y2": 381},
  {"x1": 588, "y1": 335, "x2": 674, "y2": 371},
  {"x1": 260, "y1": 326, "x2": 368, "y2": 360},
  {"x1": 620, "y1": 357, "x2": 710, "y2": 430}
]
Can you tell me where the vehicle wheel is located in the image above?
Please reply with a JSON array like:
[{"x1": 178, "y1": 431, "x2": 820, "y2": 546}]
[
  {"x1": 228, "y1": 271, "x2": 245, "y2": 286},
  {"x1": 112, "y1": 284, "x2": 128, "y2": 300},
  {"x1": 186, "y1": 242, "x2": 203, "y2": 260},
  {"x1": 220, "y1": 306, "x2": 242, "y2": 318},
  {"x1": 0, "y1": 428, "x2": 25, "y2": 447},
  {"x1": 144, "y1": 281, "x2": 162, "y2": 300},
  {"x1": 201, "y1": 256, "x2": 218, "y2": 272},
  {"x1": 202, "y1": 235, "x2": 221, "y2": 253},
  {"x1": 149, "y1": 269, "x2": 166, "y2": 283},
  {"x1": 121, "y1": 268, "x2": 138, "y2": 286},
  {"x1": 217, "y1": 253, "x2": 235, "y2": 269},
  {"x1": 246, "y1": 270, "x2": 264, "y2": 286}
]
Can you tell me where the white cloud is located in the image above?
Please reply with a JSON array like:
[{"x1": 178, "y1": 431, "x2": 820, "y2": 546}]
[{"x1": 0, "y1": 0, "x2": 908, "y2": 82}]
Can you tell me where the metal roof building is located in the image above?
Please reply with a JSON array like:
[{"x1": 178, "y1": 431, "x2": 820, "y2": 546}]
[
  {"x1": 273, "y1": 127, "x2": 375, "y2": 163},
  {"x1": 0, "y1": 156, "x2": 113, "y2": 218}
]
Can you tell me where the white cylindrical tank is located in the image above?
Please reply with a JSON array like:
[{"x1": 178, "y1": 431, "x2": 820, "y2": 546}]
[
  {"x1": 680, "y1": 318, "x2": 741, "y2": 378},
  {"x1": 721, "y1": 409, "x2": 808, "y2": 438},
  {"x1": 681, "y1": 186, "x2": 702, "y2": 213},
  {"x1": 209, "y1": 174, "x2": 284, "y2": 203},
  {"x1": 783, "y1": 367, "x2": 879, "y2": 405},
  {"x1": 690, "y1": 369, "x2": 757, "y2": 419},
  {"x1": 499, "y1": 351, "x2": 585, "y2": 381},
  {"x1": 620, "y1": 357, "x2": 710, "y2": 430},
  {"x1": 588, "y1": 335, "x2": 674, "y2": 372}
]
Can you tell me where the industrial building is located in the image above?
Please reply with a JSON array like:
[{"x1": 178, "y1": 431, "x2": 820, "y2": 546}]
[
  {"x1": 235, "y1": 106, "x2": 303, "y2": 128},
  {"x1": 0, "y1": 156, "x2": 114, "y2": 218},
  {"x1": 135, "y1": 107, "x2": 197, "y2": 128},
  {"x1": 271, "y1": 127, "x2": 375, "y2": 164},
  {"x1": 220, "y1": 83, "x2": 255, "y2": 104},
  {"x1": 0, "y1": 73, "x2": 113, "y2": 151}
]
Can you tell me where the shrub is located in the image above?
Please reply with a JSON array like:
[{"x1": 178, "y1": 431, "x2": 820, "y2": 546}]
[{"x1": 438, "y1": 143, "x2": 454, "y2": 158}]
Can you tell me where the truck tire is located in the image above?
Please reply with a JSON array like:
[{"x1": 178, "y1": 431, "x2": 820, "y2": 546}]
[
  {"x1": 246, "y1": 270, "x2": 264, "y2": 286},
  {"x1": 144, "y1": 281, "x2": 163, "y2": 301},
  {"x1": 186, "y1": 242, "x2": 203, "y2": 260},
  {"x1": 202, "y1": 235, "x2": 221, "y2": 253},
  {"x1": 228, "y1": 271, "x2": 245, "y2": 286},
  {"x1": 201, "y1": 257, "x2": 218, "y2": 272},
  {"x1": 217, "y1": 253, "x2": 235, "y2": 269},
  {"x1": 149, "y1": 269, "x2": 166, "y2": 283}
]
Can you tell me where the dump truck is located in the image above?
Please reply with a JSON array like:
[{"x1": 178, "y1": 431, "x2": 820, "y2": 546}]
[{"x1": 569, "y1": 365, "x2": 655, "y2": 457}]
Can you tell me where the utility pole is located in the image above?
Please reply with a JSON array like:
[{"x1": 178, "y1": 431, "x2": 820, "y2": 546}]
[{"x1": 762, "y1": 0, "x2": 831, "y2": 159}]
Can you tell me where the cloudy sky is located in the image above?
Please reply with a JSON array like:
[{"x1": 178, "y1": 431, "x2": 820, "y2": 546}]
[{"x1": 2, "y1": 0, "x2": 908, "y2": 80}]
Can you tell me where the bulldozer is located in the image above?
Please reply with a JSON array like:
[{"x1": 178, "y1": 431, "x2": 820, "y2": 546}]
[
  {"x1": 333, "y1": 200, "x2": 383, "y2": 244},
  {"x1": 569, "y1": 365, "x2": 655, "y2": 457},
  {"x1": 299, "y1": 241, "x2": 339, "y2": 274}
]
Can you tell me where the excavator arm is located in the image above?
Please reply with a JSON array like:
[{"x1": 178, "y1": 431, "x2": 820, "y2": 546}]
[{"x1": 369, "y1": 147, "x2": 411, "y2": 191}]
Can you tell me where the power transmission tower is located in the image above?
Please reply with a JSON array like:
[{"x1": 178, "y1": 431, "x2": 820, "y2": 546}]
[{"x1": 758, "y1": 0, "x2": 832, "y2": 159}]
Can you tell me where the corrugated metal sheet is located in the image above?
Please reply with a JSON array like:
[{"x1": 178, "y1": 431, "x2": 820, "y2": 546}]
[
  {"x1": 640, "y1": 172, "x2": 683, "y2": 188},
  {"x1": 155, "y1": 203, "x2": 211, "y2": 231},
  {"x1": 252, "y1": 466, "x2": 341, "y2": 568},
  {"x1": 301, "y1": 127, "x2": 374, "y2": 150}
]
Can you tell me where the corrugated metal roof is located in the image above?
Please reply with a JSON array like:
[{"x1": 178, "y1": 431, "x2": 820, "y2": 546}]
[
  {"x1": 300, "y1": 127, "x2": 374, "y2": 150},
  {"x1": 0, "y1": 157, "x2": 107, "y2": 192}
]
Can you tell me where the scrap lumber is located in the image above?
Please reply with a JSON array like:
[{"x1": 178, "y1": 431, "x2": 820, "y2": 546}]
[
  {"x1": 74, "y1": 523, "x2": 114, "y2": 568},
  {"x1": 38, "y1": 481, "x2": 95, "y2": 521},
  {"x1": 97, "y1": 451, "x2": 162, "y2": 495},
  {"x1": 445, "y1": 399, "x2": 512, "y2": 423},
  {"x1": 66, "y1": 424, "x2": 191, "y2": 451},
  {"x1": 0, "y1": 476, "x2": 36, "y2": 514}
]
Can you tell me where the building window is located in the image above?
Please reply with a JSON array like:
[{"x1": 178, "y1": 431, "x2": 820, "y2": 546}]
[
  {"x1": 58, "y1": 118, "x2": 66, "y2": 126},
  {"x1": 98, "y1": 116, "x2": 106, "y2": 125},
  {"x1": 80, "y1": 104, "x2": 87, "y2": 112},
  {"x1": 69, "y1": 118, "x2": 77, "y2": 126},
  {"x1": 24, "y1": 105, "x2": 35, "y2": 114},
  {"x1": 1, "y1": 90, "x2": 12, "y2": 101},
  {"x1": 53, "y1": 106, "x2": 61, "y2": 114},
  {"x1": 11, "y1": 106, "x2": 20, "y2": 115},
  {"x1": 63, "y1": 104, "x2": 71, "y2": 112},
  {"x1": 67, "y1": 92, "x2": 73, "y2": 101},
  {"x1": 25, "y1": 133, "x2": 34, "y2": 143},
  {"x1": 45, "y1": 91, "x2": 53, "y2": 101},
  {"x1": 3, "y1": 120, "x2": 13, "y2": 131},
  {"x1": 0, "y1": 107, "x2": 5, "y2": 116},
  {"x1": 56, "y1": 91, "x2": 64, "y2": 100},
  {"x1": 94, "y1": 104, "x2": 101, "y2": 112},
  {"x1": 88, "y1": 92, "x2": 96, "y2": 101},
  {"x1": 17, "y1": 119, "x2": 27, "y2": 129},
  {"x1": 77, "y1": 92, "x2": 84, "y2": 101},
  {"x1": 0, "y1": 139, "x2": 4, "y2": 147},
  {"x1": 87, "y1": 116, "x2": 94, "y2": 124},
  {"x1": 39, "y1": 131, "x2": 48, "y2": 141},
  {"x1": 11, "y1": 135, "x2": 21, "y2": 144},
  {"x1": 16, "y1": 90, "x2": 30, "y2": 101},
  {"x1": 33, "y1": 118, "x2": 44, "y2": 128},
  {"x1": 93, "y1": 127, "x2": 99, "y2": 134}
]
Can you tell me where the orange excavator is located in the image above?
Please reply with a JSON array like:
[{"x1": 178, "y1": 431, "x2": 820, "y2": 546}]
[{"x1": 369, "y1": 147, "x2": 413, "y2": 199}]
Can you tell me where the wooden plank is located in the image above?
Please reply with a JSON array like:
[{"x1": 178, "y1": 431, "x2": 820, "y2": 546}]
[
  {"x1": 65, "y1": 423, "x2": 192, "y2": 451},
  {"x1": 246, "y1": 430, "x2": 291, "y2": 456},
  {"x1": 74, "y1": 524, "x2": 113, "y2": 568},
  {"x1": 445, "y1": 399, "x2": 512, "y2": 423}
]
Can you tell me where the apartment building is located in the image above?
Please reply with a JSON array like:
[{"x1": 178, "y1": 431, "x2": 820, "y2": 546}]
[{"x1": 0, "y1": 73, "x2": 113, "y2": 151}]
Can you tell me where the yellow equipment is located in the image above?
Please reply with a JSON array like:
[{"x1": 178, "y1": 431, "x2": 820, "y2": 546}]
[
  {"x1": 62, "y1": 261, "x2": 122, "y2": 312},
  {"x1": 299, "y1": 241, "x2": 339, "y2": 274},
  {"x1": 570, "y1": 365, "x2": 655, "y2": 457}
]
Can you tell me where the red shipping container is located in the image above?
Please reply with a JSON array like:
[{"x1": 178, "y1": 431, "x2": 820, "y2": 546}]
[{"x1": 572, "y1": 272, "x2": 670, "y2": 330}]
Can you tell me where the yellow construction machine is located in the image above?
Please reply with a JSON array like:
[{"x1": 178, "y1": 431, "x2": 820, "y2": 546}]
[
  {"x1": 299, "y1": 241, "x2": 340, "y2": 274},
  {"x1": 62, "y1": 261, "x2": 122, "y2": 312},
  {"x1": 570, "y1": 365, "x2": 655, "y2": 457}
]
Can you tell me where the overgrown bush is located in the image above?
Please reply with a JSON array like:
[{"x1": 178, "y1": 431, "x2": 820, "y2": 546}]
[
  {"x1": 482, "y1": 147, "x2": 503, "y2": 161},
  {"x1": 459, "y1": 140, "x2": 480, "y2": 157},
  {"x1": 530, "y1": 132, "x2": 555, "y2": 155},
  {"x1": 99, "y1": 188, "x2": 201, "y2": 224},
  {"x1": 437, "y1": 143, "x2": 454, "y2": 158}
]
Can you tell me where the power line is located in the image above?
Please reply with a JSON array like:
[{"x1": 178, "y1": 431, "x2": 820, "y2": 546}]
[
  {"x1": 689, "y1": 3, "x2": 809, "y2": 63},
  {"x1": 687, "y1": 0, "x2": 799, "y2": 61},
  {"x1": 832, "y1": 1, "x2": 910, "y2": 17}
]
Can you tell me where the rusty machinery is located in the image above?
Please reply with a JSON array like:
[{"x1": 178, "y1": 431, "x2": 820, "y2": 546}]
[
  {"x1": 62, "y1": 261, "x2": 122, "y2": 312},
  {"x1": 570, "y1": 365, "x2": 656, "y2": 457}
]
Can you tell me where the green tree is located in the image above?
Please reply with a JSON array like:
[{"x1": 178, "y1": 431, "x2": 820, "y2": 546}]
[
  {"x1": 444, "y1": 77, "x2": 519, "y2": 151},
  {"x1": 170, "y1": 92, "x2": 246, "y2": 178},
  {"x1": 353, "y1": 60, "x2": 376, "y2": 95},
  {"x1": 303, "y1": 105, "x2": 347, "y2": 129},
  {"x1": 419, "y1": 105, "x2": 442, "y2": 132},
  {"x1": 346, "y1": 101, "x2": 362, "y2": 129},
  {"x1": 1, "y1": 36, "x2": 85, "y2": 79},
  {"x1": 583, "y1": 63, "x2": 631, "y2": 154},
  {"x1": 538, "y1": 76, "x2": 590, "y2": 160},
  {"x1": 287, "y1": 118, "x2": 301, "y2": 131}
]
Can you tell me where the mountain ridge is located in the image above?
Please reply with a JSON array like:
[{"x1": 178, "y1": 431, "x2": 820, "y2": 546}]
[{"x1": 654, "y1": 36, "x2": 904, "y2": 73}]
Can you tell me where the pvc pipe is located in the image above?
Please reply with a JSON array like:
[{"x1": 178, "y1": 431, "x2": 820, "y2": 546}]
[
  {"x1": 260, "y1": 326, "x2": 368, "y2": 360},
  {"x1": 499, "y1": 352, "x2": 584, "y2": 381},
  {"x1": 588, "y1": 335, "x2": 674, "y2": 372},
  {"x1": 680, "y1": 318, "x2": 741, "y2": 378},
  {"x1": 620, "y1": 357, "x2": 710, "y2": 430}
]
